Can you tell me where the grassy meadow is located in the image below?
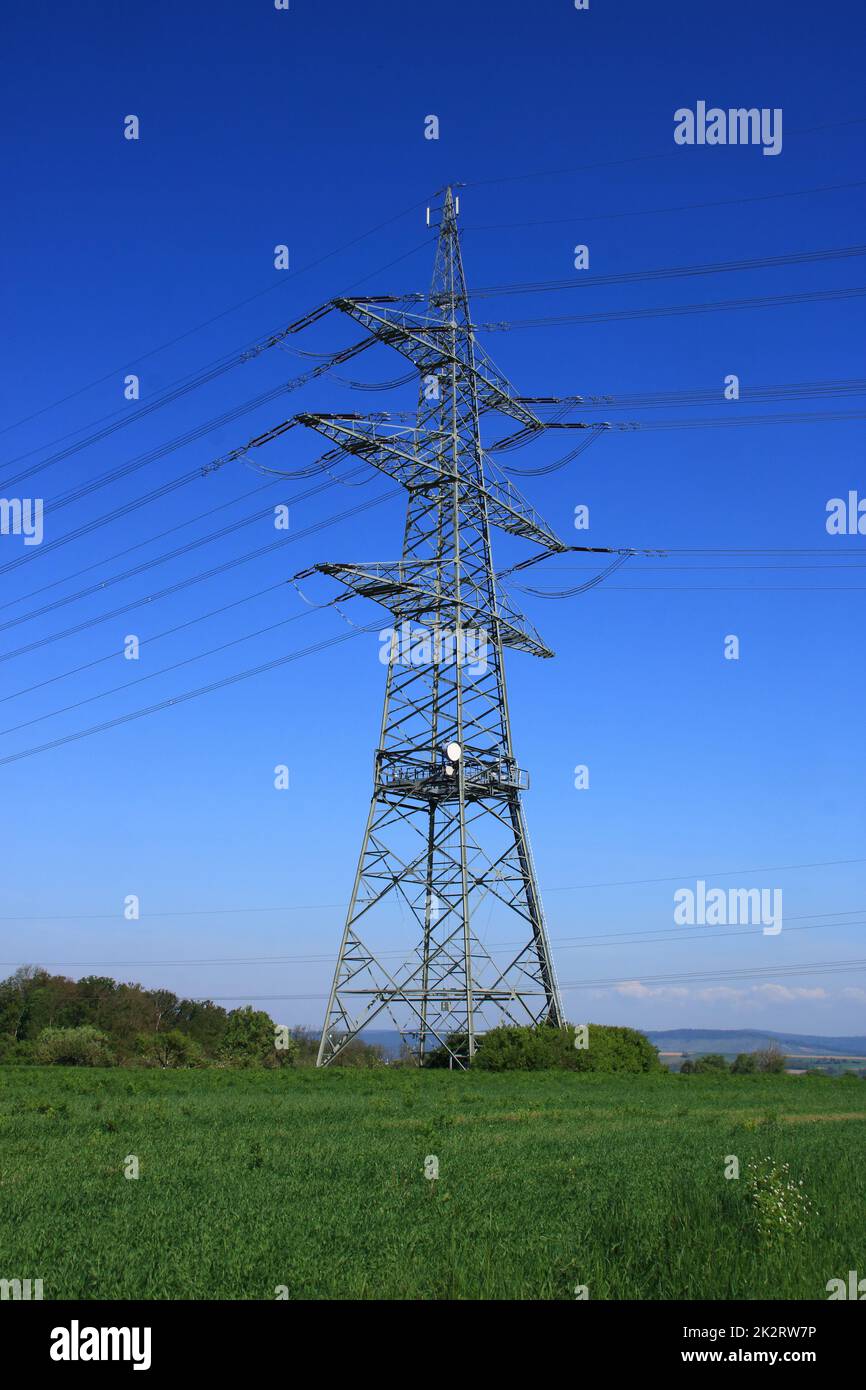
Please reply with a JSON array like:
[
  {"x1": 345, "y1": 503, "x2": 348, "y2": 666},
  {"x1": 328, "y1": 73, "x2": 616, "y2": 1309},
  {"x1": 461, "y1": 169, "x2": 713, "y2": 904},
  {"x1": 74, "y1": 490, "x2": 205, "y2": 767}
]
[{"x1": 1, "y1": 1065, "x2": 864, "y2": 1300}]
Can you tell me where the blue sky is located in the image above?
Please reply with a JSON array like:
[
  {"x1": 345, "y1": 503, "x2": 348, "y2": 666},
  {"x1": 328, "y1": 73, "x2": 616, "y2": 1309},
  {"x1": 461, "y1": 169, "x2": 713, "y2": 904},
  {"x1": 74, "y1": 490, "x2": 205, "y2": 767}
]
[{"x1": 1, "y1": 0, "x2": 864, "y2": 1035}]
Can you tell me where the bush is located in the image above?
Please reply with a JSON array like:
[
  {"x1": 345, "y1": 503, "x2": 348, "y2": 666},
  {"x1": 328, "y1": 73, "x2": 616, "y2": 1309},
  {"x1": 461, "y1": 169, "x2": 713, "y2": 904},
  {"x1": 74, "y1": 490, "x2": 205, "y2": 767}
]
[
  {"x1": 426, "y1": 1023, "x2": 661, "y2": 1072},
  {"x1": 328, "y1": 1038, "x2": 386, "y2": 1068},
  {"x1": 34, "y1": 1026, "x2": 114, "y2": 1066},
  {"x1": 755, "y1": 1044, "x2": 786, "y2": 1074},
  {"x1": 135, "y1": 1030, "x2": 205, "y2": 1068},
  {"x1": 221, "y1": 1007, "x2": 278, "y2": 1065},
  {"x1": 731, "y1": 1052, "x2": 757, "y2": 1074},
  {"x1": 0, "y1": 1036, "x2": 35, "y2": 1064},
  {"x1": 692, "y1": 1053, "x2": 730, "y2": 1074},
  {"x1": 422, "y1": 1032, "x2": 469, "y2": 1068}
]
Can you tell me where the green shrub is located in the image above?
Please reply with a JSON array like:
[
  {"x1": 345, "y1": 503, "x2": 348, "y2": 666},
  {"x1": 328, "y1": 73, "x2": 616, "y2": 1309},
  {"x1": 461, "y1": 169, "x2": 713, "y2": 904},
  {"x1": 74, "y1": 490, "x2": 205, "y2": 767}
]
[
  {"x1": 328, "y1": 1039, "x2": 386, "y2": 1068},
  {"x1": 34, "y1": 1026, "x2": 114, "y2": 1067},
  {"x1": 425, "y1": 1023, "x2": 661, "y2": 1072},
  {"x1": 693, "y1": 1053, "x2": 730, "y2": 1074},
  {"x1": 135, "y1": 1030, "x2": 205, "y2": 1068},
  {"x1": 0, "y1": 1036, "x2": 35, "y2": 1064},
  {"x1": 754, "y1": 1044, "x2": 787, "y2": 1074},
  {"x1": 221, "y1": 1006, "x2": 278, "y2": 1065}
]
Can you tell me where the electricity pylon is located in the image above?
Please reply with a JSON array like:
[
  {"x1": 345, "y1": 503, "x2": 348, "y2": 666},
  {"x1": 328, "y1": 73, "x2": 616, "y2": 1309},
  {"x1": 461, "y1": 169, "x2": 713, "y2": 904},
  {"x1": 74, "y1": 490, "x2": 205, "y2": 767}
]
[{"x1": 297, "y1": 186, "x2": 577, "y2": 1068}]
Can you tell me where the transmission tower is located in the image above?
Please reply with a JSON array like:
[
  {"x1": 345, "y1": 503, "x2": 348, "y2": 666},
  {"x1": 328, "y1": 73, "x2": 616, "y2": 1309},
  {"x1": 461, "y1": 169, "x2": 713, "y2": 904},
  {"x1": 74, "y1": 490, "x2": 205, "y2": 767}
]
[{"x1": 292, "y1": 186, "x2": 586, "y2": 1068}]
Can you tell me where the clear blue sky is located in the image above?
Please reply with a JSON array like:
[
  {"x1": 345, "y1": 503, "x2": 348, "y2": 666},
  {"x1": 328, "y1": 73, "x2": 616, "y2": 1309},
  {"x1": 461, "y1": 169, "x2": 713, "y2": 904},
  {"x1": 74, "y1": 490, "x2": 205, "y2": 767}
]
[{"x1": 1, "y1": 0, "x2": 864, "y2": 1035}]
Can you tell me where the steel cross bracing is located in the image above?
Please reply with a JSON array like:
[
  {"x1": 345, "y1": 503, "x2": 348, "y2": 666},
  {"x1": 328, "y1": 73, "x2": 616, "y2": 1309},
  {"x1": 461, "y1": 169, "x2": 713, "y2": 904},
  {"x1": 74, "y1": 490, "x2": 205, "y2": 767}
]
[{"x1": 299, "y1": 187, "x2": 572, "y2": 1068}]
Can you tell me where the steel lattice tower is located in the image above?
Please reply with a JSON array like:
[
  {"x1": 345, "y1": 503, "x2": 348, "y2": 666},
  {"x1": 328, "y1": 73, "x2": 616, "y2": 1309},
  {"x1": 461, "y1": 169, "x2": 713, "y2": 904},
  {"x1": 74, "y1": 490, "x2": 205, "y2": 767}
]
[{"x1": 296, "y1": 187, "x2": 574, "y2": 1068}]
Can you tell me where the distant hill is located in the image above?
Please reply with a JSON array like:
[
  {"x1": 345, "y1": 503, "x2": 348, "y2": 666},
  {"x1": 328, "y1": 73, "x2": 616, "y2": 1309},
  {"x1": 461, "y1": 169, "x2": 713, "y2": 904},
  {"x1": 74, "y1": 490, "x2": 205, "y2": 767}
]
[
  {"x1": 324, "y1": 1028, "x2": 866, "y2": 1062},
  {"x1": 646, "y1": 1029, "x2": 866, "y2": 1058}
]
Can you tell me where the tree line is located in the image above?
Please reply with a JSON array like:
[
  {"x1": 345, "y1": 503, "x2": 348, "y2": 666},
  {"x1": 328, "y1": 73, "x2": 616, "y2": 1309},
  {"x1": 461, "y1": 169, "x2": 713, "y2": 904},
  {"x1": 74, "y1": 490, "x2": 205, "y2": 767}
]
[
  {"x1": 0, "y1": 967, "x2": 384, "y2": 1068},
  {"x1": 4, "y1": 969, "x2": 860, "y2": 1075}
]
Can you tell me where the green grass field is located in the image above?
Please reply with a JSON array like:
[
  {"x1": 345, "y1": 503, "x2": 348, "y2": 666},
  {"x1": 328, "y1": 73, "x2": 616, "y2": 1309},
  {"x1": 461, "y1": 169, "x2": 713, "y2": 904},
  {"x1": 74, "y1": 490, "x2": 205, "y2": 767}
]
[{"x1": 1, "y1": 1065, "x2": 864, "y2": 1300}]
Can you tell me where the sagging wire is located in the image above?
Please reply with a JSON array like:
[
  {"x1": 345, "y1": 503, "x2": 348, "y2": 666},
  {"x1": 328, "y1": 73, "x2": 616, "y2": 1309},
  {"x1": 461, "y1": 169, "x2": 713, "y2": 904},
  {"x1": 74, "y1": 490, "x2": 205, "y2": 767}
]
[
  {"x1": 321, "y1": 457, "x2": 377, "y2": 488},
  {"x1": 289, "y1": 576, "x2": 335, "y2": 610},
  {"x1": 274, "y1": 337, "x2": 417, "y2": 391},
  {"x1": 487, "y1": 424, "x2": 544, "y2": 454},
  {"x1": 289, "y1": 574, "x2": 372, "y2": 634},
  {"x1": 241, "y1": 436, "x2": 373, "y2": 486},
  {"x1": 512, "y1": 549, "x2": 634, "y2": 597},
  {"x1": 329, "y1": 369, "x2": 417, "y2": 392},
  {"x1": 502, "y1": 428, "x2": 606, "y2": 476},
  {"x1": 239, "y1": 448, "x2": 329, "y2": 481},
  {"x1": 332, "y1": 598, "x2": 375, "y2": 632},
  {"x1": 273, "y1": 342, "x2": 341, "y2": 361}
]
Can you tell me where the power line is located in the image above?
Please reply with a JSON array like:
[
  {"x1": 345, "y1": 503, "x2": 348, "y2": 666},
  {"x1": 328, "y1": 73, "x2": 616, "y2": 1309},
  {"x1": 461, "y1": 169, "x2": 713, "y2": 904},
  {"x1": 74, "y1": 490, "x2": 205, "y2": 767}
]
[
  {"x1": 502, "y1": 431, "x2": 602, "y2": 475},
  {"x1": 551, "y1": 907, "x2": 866, "y2": 947},
  {"x1": 616, "y1": 409, "x2": 866, "y2": 431},
  {"x1": 0, "y1": 470, "x2": 358, "y2": 633},
  {"x1": 679, "y1": 550, "x2": 866, "y2": 556},
  {"x1": 0, "y1": 372, "x2": 375, "y2": 581},
  {"x1": 481, "y1": 285, "x2": 866, "y2": 331},
  {"x1": 4, "y1": 858, "x2": 862, "y2": 922},
  {"x1": 7, "y1": 237, "x2": 862, "y2": 490},
  {"x1": 499, "y1": 401, "x2": 866, "y2": 478},
  {"x1": 545, "y1": 858, "x2": 866, "y2": 893},
  {"x1": 0, "y1": 208, "x2": 433, "y2": 441},
  {"x1": 0, "y1": 468, "x2": 362, "y2": 637},
  {"x1": 0, "y1": 352, "x2": 288, "y2": 493},
  {"x1": 460, "y1": 113, "x2": 866, "y2": 191},
  {"x1": 0, "y1": 464, "x2": 218, "y2": 579},
  {"x1": 0, "y1": 231, "x2": 431, "y2": 525},
  {"x1": 514, "y1": 551, "x2": 631, "y2": 597},
  {"x1": 0, "y1": 477, "x2": 283, "y2": 616},
  {"x1": 0, "y1": 357, "x2": 341, "y2": 496},
  {"x1": 469, "y1": 243, "x2": 866, "y2": 299},
  {"x1": 604, "y1": 584, "x2": 866, "y2": 591},
  {"x1": 513, "y1": 547, "x2": 866, "y2": 597},
  {"x1": 8, "y1": 913, "x2": 866, "y2": 971},
  {"x1": 552, "y1": 562, "x2": 866, "y2": 570},
  {"x1": 9, "y1": 112, "x2": 864, "y2": 456},
  {"x1": 0, "y1": 579, "x2": 292, "y2": 707},
  {"x1": 463, "y1": 178, "x2": 866, "y2": 232},
  {"x1": 522, "y1": 376, "x2": 866, "y2": 411},
  {"x1": 0, "y1": 622, "x2": 378, "y2": 769},
  {"x1": 559, "y1": 956, "x2": 866, "y2": 992},
  {"x1": 0, "y1": 604, "x2": 330, "y2": 738},
  {"x1": 0, "y1": 485, "x2": 398, "y2": 666},
  {"x1": 153, "y1": 955, "x2": 866, "y2": 1003},
  {"x1": 109, "y1": 951, "x2": 863, "y2": 1004}
]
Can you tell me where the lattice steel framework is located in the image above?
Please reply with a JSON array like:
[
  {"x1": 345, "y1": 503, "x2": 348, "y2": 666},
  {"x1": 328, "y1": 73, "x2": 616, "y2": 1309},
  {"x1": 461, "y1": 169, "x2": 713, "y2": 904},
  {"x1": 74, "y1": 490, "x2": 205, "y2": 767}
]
[{"x1": 297, "y1": 187, "x2": 574, "y2": 1068}]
